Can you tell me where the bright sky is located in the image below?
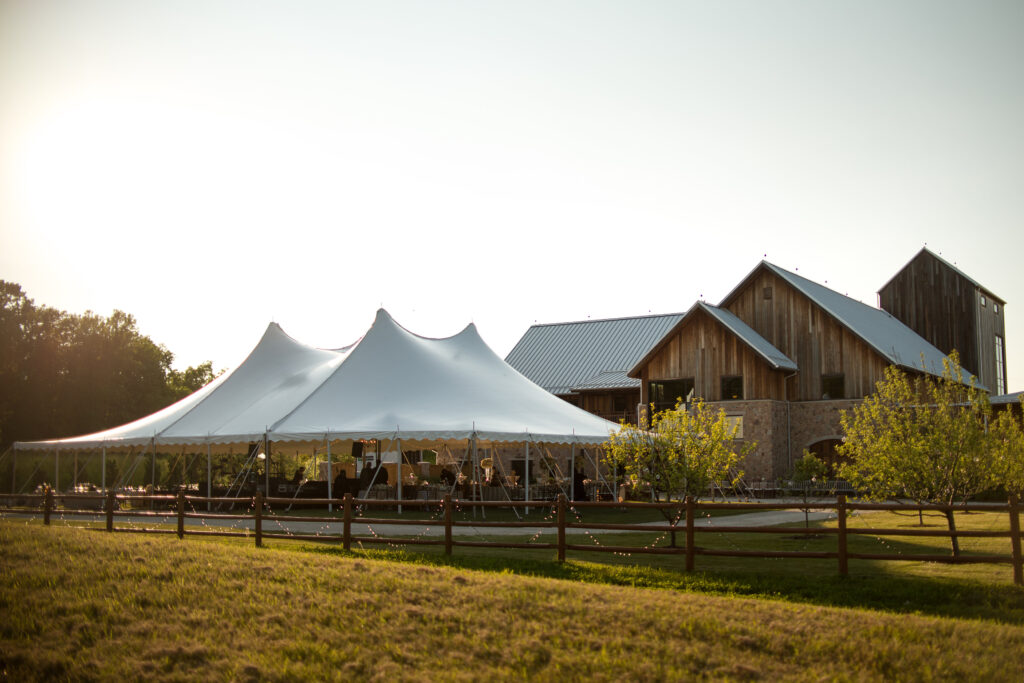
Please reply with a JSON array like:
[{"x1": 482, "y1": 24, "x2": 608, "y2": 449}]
[{"x1": 1, "y1": 1, "x2": 1022, "y2": 391}]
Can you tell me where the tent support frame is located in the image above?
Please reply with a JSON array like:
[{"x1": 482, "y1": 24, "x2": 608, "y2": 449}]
[{"x1": 326, "y1": 434, "x2": 332, "y2": 513}]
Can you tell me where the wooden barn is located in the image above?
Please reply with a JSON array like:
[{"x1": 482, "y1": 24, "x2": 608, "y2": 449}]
[
  {"x1": 508, "y1": 254, "x2": 1010, "y2": 483},
  {"x1": 505, "y1": 313, "x2": 684, "y2": 424},
  {"x1": 879, "y1": 247, "x2": 1008, "y2": 395},
  {"x1": 626, "y1": 261, "x2": 952, "y2": 479}
]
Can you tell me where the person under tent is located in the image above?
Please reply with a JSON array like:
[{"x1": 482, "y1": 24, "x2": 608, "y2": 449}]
[
  {"x1": 573, "y1": 462, "x2": 588, "y2": 502},
  {"x1": 332, "y1": 469, "x2": 350, "y2": 498}
]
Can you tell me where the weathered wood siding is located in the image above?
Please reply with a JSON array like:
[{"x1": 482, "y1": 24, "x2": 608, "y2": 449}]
[
  {"x1": 580, "y1": 390, "x2": 640, "y2": 424},
  {"x1": 878, "y1": 250, "x2": 979, "y2": 375},
  {"x1": 639, "y1": 308, "x2": 788, "y2": 404},
  {"x1": 976, "y1": 291, "x2": 1007, "y2": 392},
  {"x1": 879, "y1": 249, "x2": 1006, "y2": 391},
  {"x1": 725, "y1": 269, "x2": 892, "y2": 401}
]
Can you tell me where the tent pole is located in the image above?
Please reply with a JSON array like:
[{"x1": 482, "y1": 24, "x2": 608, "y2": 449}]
[
  {"x1": 613, "y1": 461, "x2": 617, "y2": 501},
  {"x1": 491, "y1": 449, "x2": 521, "y2": 521},
  {"x1": 470, "y1": 436, "x2": 480, "y2": 520},
  {"x1": 120, "y1": 445, "x2": 137, "y2": 490},
  {"x1": 11, "y1": 448, "x2": 16, "y2": 495},
  {"x1": 524, "y1": 440, "x2": 530, "y2": 515},
  {"x1": 583, "y1": 447, "x2": 612, "y2": 499},
  {"x1": 445, "y1": 443, "x2": 467, "y2": 499},
  {"x1": 73, "y1": 452, "x2": 78, "y2": 490},
  {"x1": 101, "y1": 447, "x2": 106, "y2": 491},
  {"x1": 54, "y1": 450, "x2": 59, "y2": 493},
  {"x1": 570, "y1": 443, "x2": 575, "y2": 502},
  {"x1": 264, "y1": 432, "x2": 269, "y2": 496},
  {"x1": 363, "y1": 441, "x2": 383, "y2": 493},
  {"x1": 396, "y1": 435, "x2": 402, "y2": 515},
  {"x1": 207, "y1": 443, "x2": 212, "y2": 512},
  {"x1": 326, "y1": 435, "x2": 332, "y2": 513},
  {"x1": 151, "y1": 448, "x2": 156, "y2": 490}
]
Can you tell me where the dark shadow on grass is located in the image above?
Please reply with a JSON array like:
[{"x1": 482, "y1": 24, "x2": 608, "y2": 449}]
[{"x1": 286, "y1": 540, "x2": 1024, "y2": 627}]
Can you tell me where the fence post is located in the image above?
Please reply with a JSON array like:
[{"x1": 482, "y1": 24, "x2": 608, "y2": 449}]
[
  {"x1": 444, "y1": 494, "x2": 453, "y2": 556},
  {"x1": 343, "y1": 493, "x2": 352, "y2": 551},
  {"x1": 1010, "y1": 495, "x2": 1022, "y2": 587},
  {"x1": 105, "y1": 490, "x2": 115, "y2": 532},
  {"x1": 557, "y1": 493, "x2": 567, "y2": 563},
  {"x1": 837, "y1": 494, "x2": 848, "y2": 577},
  {"x1": 176, "y1": 489, "x2": 185, "y2": 540},
  {"x1": 685, "y1": 496, "x2": 695, "y2": 572},
  {"x1": 254, "y1": 491, "x2": 263, "y2": 548},
  {"x1": 43, "y1": 485, "x2": 53, "y2": 526}
]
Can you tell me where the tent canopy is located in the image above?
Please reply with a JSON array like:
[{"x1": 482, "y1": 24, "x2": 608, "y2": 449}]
[{"x1": 15, "y1": 310, "x2": 620, "y2": 452}]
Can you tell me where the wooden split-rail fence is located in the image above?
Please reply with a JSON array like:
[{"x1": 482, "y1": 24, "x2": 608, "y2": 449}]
[{"x1": 3, "y1": 489, "x2": 1022, "y2": 585}]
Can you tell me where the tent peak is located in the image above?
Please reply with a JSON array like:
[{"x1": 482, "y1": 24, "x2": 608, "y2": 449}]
[{"x1": 371, "y1": 308, "x2": 478, "y2": 343}]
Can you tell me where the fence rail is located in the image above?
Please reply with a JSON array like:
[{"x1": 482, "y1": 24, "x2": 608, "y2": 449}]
[{"x1": 2, "y1": 489, "x2": 1021, "y2": 584}]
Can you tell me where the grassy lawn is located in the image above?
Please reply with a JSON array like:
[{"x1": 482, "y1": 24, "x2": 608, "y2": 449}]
[{"x1": 2, "y1": 511, "x2": 1023, "y2": 681}]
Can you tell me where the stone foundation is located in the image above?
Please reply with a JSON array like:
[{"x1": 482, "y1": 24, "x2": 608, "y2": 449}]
[
  {"x1": 428, "y1": 398, "x2": 864, "y2": 486},
  {"x1": 705, "y1": 398, "x2": 862, "y2": 481}
]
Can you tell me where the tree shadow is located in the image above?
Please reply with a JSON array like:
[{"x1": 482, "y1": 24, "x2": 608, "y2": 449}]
[{"x1": 295, "y1": 534, "x2": 1024, "y2": 626}]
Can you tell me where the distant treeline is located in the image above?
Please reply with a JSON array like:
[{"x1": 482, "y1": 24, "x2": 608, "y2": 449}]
[{"x1": 0, "y1": 281, "x2": 216, "y2": 451}]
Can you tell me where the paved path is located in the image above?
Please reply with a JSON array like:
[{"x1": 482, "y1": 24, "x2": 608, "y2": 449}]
[{"x1": 24, "y1": 502, "x2": 851, "y2": 537}]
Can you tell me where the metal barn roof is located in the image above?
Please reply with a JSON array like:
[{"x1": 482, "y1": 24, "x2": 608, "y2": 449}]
[
  {"x1": 991, "y1": 391, "x2": 1023, "y2": 406},
  {"x1": 626, "y1": 302, "x2": 798, "y2": 378},
  {"x1": 755, "y1": 262, "x2": 958, "y2": 381},
  {"x1": 698, "y1": 303, "x2": 798, "y2": 372},
  {"x1": 505, "y1": 313, "x2": 685, "y2": 395}
]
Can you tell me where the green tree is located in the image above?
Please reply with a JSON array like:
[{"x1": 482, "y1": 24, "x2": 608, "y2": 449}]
[
  {"x1": 604, "y1": 399, "x2": 751, "y2": 516},
  {"x1": 167, "y1": 361, "x2": 218, "y2": 400},
  {"x1": 991, "y1": 400, "x2": 1024, "y2": 500},
  {"x1": 0, "y1": 280, "x2": 217, "y2": 453},
  {"x1": 792, "y1": 451, "x2": 830, "y2": 482},
  {"x1": 837, "y1": 354, "x2": 999, "y2": 556}
]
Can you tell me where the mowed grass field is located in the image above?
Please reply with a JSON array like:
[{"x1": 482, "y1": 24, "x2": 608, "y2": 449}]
[{"x1": 2, "y1": 512, "x2": 1024, "y2": 682}]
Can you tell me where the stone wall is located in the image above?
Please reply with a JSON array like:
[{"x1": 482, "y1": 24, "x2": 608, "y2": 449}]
[
  {"x1": 788, "y1": 399, "x2": 861, "y2": 456},
  {"x1": 705, "y1": 398, "x2": 862, "y2": 481},
  {"x1": 705, "y1": 400, "x2": 788, "y2": 481},
  {"x1": 434, "y1": 398, "x2": 866, "y2": 487}
]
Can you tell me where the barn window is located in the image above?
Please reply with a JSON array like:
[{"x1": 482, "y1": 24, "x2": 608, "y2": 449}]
[
  {"x1": 996, "y1": 336, "x2": 1006, "y2": 395},
  {"x1": 981, "y1": 295, "x2": 987, "y2": 307},
  {"x1": 725, "y1": 414, "x2": 744, "y2": 439},
  {"x1": 763, "y1": 287, "x2": 773, "y2": 300},
  {"x1": 720, "y1": 376, "x2": 743, "y2": 400},
  {"x1": 649, "y1": 379, "x2": 694, "y2": 412},
  {"x1": 821, "y1": 374, "x2": 845, "y2": 400}
]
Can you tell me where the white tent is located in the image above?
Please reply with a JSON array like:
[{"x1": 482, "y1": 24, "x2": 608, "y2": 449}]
[{"x1": 14, "y1": 309, "x2": 619, "y2": 452}]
